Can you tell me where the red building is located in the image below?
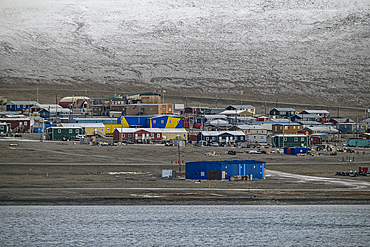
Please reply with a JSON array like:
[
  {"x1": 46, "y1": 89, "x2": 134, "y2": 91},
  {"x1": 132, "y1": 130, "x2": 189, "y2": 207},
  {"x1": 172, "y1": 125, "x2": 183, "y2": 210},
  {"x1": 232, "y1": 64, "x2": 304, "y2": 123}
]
[
  {"x1": 113, "y1": 128, "x2": 162, "y2": 143},
  {"x1": 0, "y1": 117, "x2": 31, "y2": 132}
]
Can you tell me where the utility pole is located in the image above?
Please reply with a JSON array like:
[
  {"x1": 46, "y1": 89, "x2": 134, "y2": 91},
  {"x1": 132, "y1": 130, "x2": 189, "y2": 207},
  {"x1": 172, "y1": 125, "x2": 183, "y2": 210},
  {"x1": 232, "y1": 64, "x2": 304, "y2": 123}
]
[
  {"x1": 55, "y1": 94, "x2": 58, "y2": 121},
  {"x1": 282, "y1": 124, "x2": 285, "y2": 148},
  {"x1": 177, "y1": 134, "x2": 181, "y2": 172},
  {"x1": 71, "y1": 95, "x2": 74, "y2": 122}
]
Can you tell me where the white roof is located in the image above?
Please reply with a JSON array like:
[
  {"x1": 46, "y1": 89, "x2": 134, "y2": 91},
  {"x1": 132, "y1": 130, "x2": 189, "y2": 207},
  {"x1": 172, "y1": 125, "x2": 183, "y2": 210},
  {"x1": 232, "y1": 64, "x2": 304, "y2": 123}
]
[
  {"x1": 200, "y1": 131, "x2": 245, "y2": 136},
  {"x1": 34, "y1": 104, "x2": 63, "y2": 109},
  {"x1": 42, "y1": 108, "x2": 71, "y2": 113},
  {"x1": 159, "y1": 128, "x2": 187, "y2": 133},
  {"x1": 75, "y1": 117, "x2": 115, "y2": 121},
  {"x1": 0, "y1": 117, "x2": 30, "y2": 121},
  {"x1": 5, "y1": 115, "x2": 26, "y2": 118},
  {"x1": 208, "y1": 119, "x2": 229, "y2": 125},
  {"x1": 270, "y1": 119, "x2": 290, "y2": 123},
  {"x1": 303, "y1": 110, "x2": 330, "y2": 114},
  {"x1": 272, "y1": 122, "x2": 301, "y2": 126},
  {"x1": 62, "y1": 123, "x2": 105, "y2": 128},
  {"x1": 219, "y1": 110, "x2": 250, "y2": 115},
  {"x1": 298, "y1": 121, "x2": 322, "y2": 125},
  {"x1": 273, "y1": 134, "x2": 307, "y2": 137},
  {"x1": 115, "y1": 128, "x2": 187, "y2": 133},
  {"x1": 226, "y1": 105, "x2": 255, "y2": 109},
  {"x1": 303, "y1": 126, "x2": 338, "y2": 133},
  {"x1": 204, "y1": 114, "x2": 227, "y2": 119},
  {"x1": 294, "y1": 114, "x2": 322, "y2": 118},
  {"x1": 115, "y1": 128, "x2": 162, "y2": 133},
  {"x1": 60, "y1": 96, "x2": 90, "y2": 102},
  {"x1": 7, "y1": 101, "x2": 39, "y2": 106},
  {"x1": 273, "y1": 108, "x2": 295, "y2": 111},
  {"x1": 237, "y1": 125, "x2": 267, "y2": 130}
]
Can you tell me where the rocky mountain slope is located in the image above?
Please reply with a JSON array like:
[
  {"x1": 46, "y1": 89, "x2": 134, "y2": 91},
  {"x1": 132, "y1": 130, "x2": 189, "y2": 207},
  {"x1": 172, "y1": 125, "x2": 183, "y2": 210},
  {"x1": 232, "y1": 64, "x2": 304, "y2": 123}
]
[{"x1": 1, "y1": 0, "x2": 369, "y2": 106}]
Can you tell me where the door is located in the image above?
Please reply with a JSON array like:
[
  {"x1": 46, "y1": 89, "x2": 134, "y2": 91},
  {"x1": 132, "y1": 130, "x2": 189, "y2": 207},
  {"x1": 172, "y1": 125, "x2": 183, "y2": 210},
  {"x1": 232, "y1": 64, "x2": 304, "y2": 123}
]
[{"x1": 207, "y1": 169, "x2": 220, "y2": 180}]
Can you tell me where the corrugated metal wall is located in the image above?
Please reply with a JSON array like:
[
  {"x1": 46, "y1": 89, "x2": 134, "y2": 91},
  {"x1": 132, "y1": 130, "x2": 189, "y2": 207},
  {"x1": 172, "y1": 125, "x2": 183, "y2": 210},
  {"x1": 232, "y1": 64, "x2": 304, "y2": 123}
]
[{"x1": 185, "y1": 160, "x2": 266, "y2": 180}]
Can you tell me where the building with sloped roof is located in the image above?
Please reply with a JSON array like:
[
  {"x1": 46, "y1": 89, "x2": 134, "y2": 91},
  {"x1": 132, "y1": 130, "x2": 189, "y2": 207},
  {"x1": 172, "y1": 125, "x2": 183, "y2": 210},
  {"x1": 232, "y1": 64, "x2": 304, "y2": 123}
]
[
  {"x1": 269, "y1": 108, "x2": 296, "y2": 118},
  {"x1": 197, "y1": 131, "x2": 246, "y2": 145},
  {"x1": 6, "y1": 101, "x2": 39, "y2": 112},
  {"x1": 300, "y1": 110, "x2": 330, "y2": 118},
  {"x1": 225, "y1": 105, "x2": 255, "y2": 115}
]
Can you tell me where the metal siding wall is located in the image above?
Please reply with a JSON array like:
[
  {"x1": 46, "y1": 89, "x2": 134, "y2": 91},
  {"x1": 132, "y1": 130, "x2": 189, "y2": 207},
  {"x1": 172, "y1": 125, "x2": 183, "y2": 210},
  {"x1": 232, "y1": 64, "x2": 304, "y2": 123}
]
[
  {"x1": 185, "y1": 162, "x2": 209, "y2": 180},
  {"x1": 186, "y1": 160, "x2": 266, "y2": 180}
]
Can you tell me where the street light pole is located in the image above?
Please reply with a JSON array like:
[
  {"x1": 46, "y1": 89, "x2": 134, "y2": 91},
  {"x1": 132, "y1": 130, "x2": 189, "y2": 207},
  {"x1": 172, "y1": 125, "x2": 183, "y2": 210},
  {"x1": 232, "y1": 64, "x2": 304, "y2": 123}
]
[{"x1": 178, "y1": 134, "x2": 181, "y2": 172}]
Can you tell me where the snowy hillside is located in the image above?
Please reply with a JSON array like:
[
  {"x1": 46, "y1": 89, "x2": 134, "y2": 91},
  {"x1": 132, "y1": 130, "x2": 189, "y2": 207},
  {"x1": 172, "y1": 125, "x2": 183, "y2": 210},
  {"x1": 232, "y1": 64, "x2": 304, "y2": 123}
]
[{"x1": 1, "y1": 0, "x2": 369, "y2": 105}]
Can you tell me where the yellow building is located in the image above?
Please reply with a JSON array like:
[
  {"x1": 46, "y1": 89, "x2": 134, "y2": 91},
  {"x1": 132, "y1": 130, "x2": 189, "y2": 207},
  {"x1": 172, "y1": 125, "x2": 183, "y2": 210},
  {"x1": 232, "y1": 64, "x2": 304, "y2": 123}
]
[{"x1": 160, "y1": 128, "x2": 188, "y2": 141}]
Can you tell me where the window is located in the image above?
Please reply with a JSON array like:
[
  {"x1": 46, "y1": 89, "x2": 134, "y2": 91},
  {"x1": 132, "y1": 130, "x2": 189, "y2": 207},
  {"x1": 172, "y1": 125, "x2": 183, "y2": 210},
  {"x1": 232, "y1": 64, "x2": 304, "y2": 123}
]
[
  {"x1": 153, "y1": 120, "x2": 156, "y2": 124},
  {"x1": 129, "y1": 134, "x2": 132, "y2": 138},
  {"x1": 260, "y1": 136, "x2": 264, "y2": 139},
  {"x1": 76, "y1": 129, "x2": 79, "y2": 133},
  {"x1": 177, "y1": 120, "x2": 179, "y2": 123},
  {"x1": 151, "y1": 134, "x2": 154, "y2": 138},
  {"x1": 212, "y1": 137, "x2": 216, "y2": 141},
  {"x1": 254, "y1": 136, "x2": 256, "y2": 139},
  {"x1": 285, "y1": 126, "x2": 288, "y2": 130},
  {"x1": 101, "y1": 128, "x2": 104, "y2": 132},
  {"x1": 294, "y1": 137, "x2": 298, "y2": 141},
  {"x1": 161, "y1": 120, "x2": 164, "y2": 124},
  {"x1": 261, "y1": 131, "x2": 264, "y2": 133},
  {"x1": 24, "y1": 121, "x2": 27, "y2": 126},
  {"x1": 107, "y1": 128, "x2": 110, "y2": 132},
  {"x1": 301, "y1": 137, "x2": 305, "y2": 141},
  {"x1": 169, "y1": 108, "x2": 172, "y2": 111},
  {"x1": 284, "y1": 137, "x2": 287, "y2": 141},
  {"x1": 157, "y1": 134, "x2": 160, "y2": 138},
  {"x1": 150, "y1": 108, "x2": 153, "y2": 110},
  {"x1": 69, "y1": 129, "x2": 73, "y2": 133},
  {"x1": 163, "y1": 108, "x2": 165, "y2": 111},
  {"x1": 58, "y1": 129, "x2": 61, "y2": 133},
  {"x1": 122, "y1": 134, "x2": 125, "y2": 138},
  {"x1": 169, "y1": 120, "x2": 172, "y2": 123},
  {"x1": 240, "y1": 136, "x2": 244, "y2": 140},
  {"x1": 201, "y1": 172, "x2": 205, "y2": 176},
  {"x1": 257, "y1": 131, "x2": 259, "y2": 133},
  {"x1": 293, "y1": 126, "x2": 296, "y2": 129},
  {"x1": 206, "y1": 137, "x2": 209, "y2": 141},
  {"x1": 0, "y1": 126, "x2": 3, "y2": 130}
]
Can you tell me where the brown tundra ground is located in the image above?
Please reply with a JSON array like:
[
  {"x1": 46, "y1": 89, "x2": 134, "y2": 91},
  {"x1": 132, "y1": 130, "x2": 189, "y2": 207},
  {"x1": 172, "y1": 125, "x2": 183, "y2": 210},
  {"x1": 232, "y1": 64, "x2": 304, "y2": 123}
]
[{"x1": 1, "y1": 134, "x2": 370, "y2": 205}]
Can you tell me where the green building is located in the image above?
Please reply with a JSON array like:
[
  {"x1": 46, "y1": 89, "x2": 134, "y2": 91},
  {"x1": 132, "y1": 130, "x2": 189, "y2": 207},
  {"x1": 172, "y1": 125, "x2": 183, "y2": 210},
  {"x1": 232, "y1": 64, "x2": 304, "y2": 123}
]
[
  {"x1": 0, "y1": 122, "x2": 11, "y2": 134},
  {"x1": 271, "y1": 134, "x2": 308, "y2": 148},
  {"x1": 348, "y1": 139, "x2": 370, "y2": 147},
  {"x1": 47, "y1": 127, "x2": 83, "y2": 140},
  {"x1": 269, "y1": 108, "x2": 296, "y2": 118}
]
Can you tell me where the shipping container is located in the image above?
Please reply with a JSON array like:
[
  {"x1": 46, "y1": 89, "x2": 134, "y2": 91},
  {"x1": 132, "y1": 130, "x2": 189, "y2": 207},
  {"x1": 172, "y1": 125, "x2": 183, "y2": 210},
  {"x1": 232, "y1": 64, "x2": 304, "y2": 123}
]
[{"x1": 284, "y1": 147, "x2": 308, "y2": 155}]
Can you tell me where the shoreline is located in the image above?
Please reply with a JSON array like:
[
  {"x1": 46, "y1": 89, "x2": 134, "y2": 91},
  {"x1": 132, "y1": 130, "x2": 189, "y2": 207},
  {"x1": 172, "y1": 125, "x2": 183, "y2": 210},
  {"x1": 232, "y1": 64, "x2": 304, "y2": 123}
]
[
  {"x1": 2, "y1": 196, "x2": 370, "y2": 206},
  {"x1": 1, "y1": 139, "x2": 370, "y2": 206}
]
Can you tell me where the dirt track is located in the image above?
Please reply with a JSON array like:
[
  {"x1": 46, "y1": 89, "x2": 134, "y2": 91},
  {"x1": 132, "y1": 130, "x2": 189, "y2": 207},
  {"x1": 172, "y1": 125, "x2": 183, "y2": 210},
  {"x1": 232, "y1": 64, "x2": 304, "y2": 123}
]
[{"x1": 1, "y1": 136, "x2": 370, "y2": 205}]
